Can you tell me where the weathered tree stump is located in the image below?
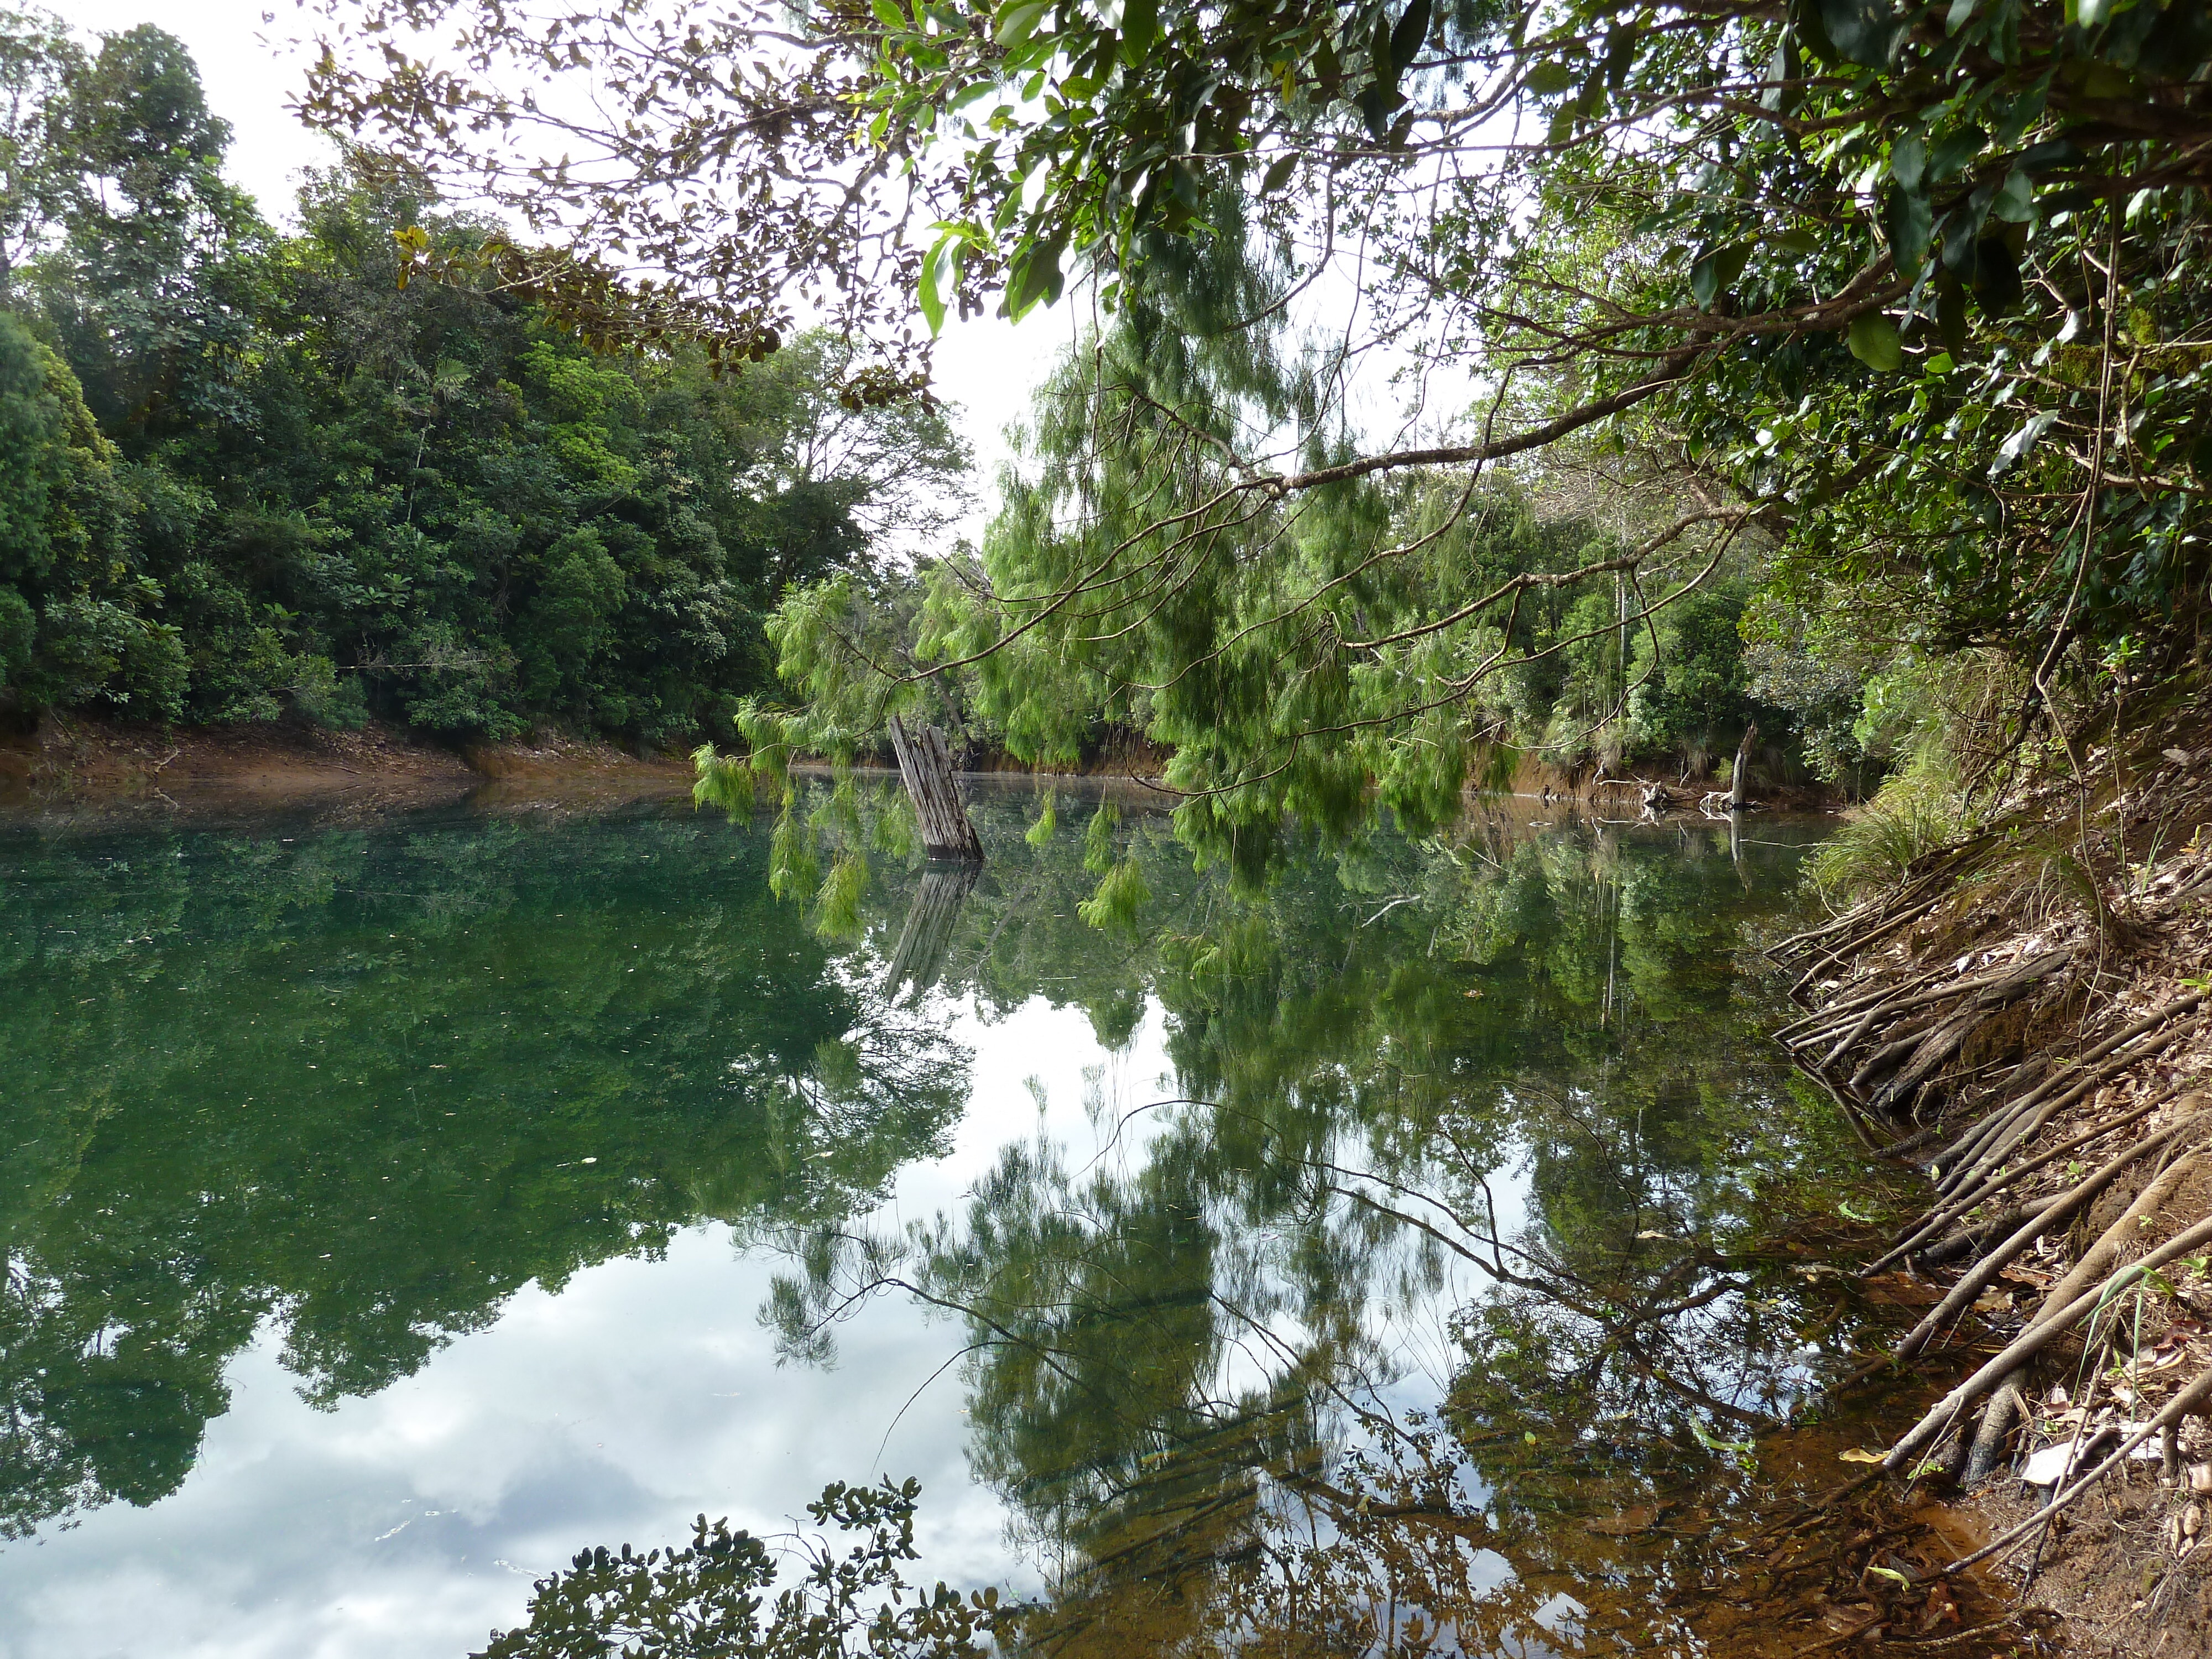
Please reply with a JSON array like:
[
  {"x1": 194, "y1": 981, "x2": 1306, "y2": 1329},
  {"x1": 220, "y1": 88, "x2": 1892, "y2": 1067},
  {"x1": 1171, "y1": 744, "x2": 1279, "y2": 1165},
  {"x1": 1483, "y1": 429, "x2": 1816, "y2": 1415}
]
[
  {"x1": 887, "y1": 714, "x2": 984, "y2": 862},
  {"x1": 1729, "y1": 721, "x2": 1760, "y2": 811}
]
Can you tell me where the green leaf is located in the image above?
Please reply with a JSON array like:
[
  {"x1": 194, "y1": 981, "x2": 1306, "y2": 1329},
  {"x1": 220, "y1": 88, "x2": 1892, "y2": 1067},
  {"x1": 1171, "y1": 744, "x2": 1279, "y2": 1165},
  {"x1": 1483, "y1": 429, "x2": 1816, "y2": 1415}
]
[
  {"x1": 1005, "y1": 228, "x2": 1067, "y2": 319},
  {"x1": 1848, "y1": 311, "x2": 1903, "y2": 371},
  {"x1": 1791, "y1": 0, "x2": 1844, "y2": 61},
  {"x1": 1927, "y1": 126, "x2": 1987, "y2": 184},
  {"x1": 1260, "y1": 154, "x2": 1296, "y2": 195},
  {"x1": 1365, "y1": 6, "x2": 1399, "y2": 129},
  {"x1": 1525, "y1": 59, "x2": 1576, "y2": 96},
  {"x1": 1818, "y1": 0, "x2": 1903, "y2": 66},
  {"x1": 916, "y1": 233, "x2": 958, "y2": 335},
  {"x1": 1882, "y1": 187, "x2": 1932, "y2": 272},
  {"x1": 1609, "y1": 27, "x2": 1639, "y2": 89},
  {"x1": 1760, "y1": 32, "x2": 1801, "y2": 114},
  {"x1": 1389, "y1": 0, "x2": 1431, "y2": 75},
  {"x1": 993, "y1": 0, "x2": 1051, "y2": 49},
  {"x1": 2018, "y1": 138, "x2": 2083, "y2": 174},
  {"x1": 1970, "y1": 235, "x2": 2023, "y2": 314},
  {"x1": 1935, "y1": 269, "x2": 1969, "y2": 356},
  {"x1": 870, "y1": 0, "x2": 907, "y2": 29},
  {"x1": 1991, "y1": 170, "x2": 2033, "y2": 223},
  {"x1": 1119, "y1": 0, "x2": 1157, "y2": 60},
  {"x1": 1993, "y1": 84, "x2": 2048, "y2": 148},
  {"x1": 1989, "y1": 410, "x2": 2057, "y2": 477},
  {"x1": 1889, "y1": 133, "x2": 1926, "y2": 191},
  {"x1": 1688, "y1": 1418, "x2": 1756, "y2": 1456},
  {"x1": 1690, "y1": 243, "x2": 1751, "y2": 311}
]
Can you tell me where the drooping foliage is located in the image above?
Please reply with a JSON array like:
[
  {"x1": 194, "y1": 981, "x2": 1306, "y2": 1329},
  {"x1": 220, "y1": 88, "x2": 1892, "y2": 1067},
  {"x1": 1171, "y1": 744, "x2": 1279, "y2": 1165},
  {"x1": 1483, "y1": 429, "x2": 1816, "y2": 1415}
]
[
  {"x1": 0, "y1": 15, "x2": 967, "y2": 744},
  {"x1": 318, "y1": 0, "x2": 2212, "y2": 846}
]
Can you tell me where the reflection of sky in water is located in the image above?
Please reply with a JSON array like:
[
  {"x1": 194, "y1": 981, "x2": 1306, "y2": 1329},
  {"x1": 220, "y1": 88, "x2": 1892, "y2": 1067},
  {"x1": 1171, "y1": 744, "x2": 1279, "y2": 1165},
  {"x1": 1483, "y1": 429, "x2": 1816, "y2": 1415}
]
[
  {"x1": 1, "y1": 996, "x2": 1161, "y2": 1656},
  {"x1": 1, "y1": 806, "x2": 1839, "y2": 1659},
  {"x1": 0, "y1": 984, "x2": 1535, "y2": 1657}
]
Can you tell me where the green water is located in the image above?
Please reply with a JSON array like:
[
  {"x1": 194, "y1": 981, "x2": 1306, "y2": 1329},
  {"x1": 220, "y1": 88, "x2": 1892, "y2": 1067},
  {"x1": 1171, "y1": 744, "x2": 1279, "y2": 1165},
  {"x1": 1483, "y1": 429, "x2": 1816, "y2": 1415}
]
[{"x1": 0, "y1": 788, "x2": 1906, "y2": 1656}]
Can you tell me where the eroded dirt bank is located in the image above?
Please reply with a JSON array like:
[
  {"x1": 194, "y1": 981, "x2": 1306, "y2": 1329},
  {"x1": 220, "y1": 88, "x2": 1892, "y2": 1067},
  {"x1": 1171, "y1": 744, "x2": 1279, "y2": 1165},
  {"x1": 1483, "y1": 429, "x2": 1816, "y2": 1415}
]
[
  {"x1": 1775, "y1": 706, "x2": 2212, "y2": 1653},
  {"x1": 0, "y1": 713, "x2": 692, "y2": 818}
]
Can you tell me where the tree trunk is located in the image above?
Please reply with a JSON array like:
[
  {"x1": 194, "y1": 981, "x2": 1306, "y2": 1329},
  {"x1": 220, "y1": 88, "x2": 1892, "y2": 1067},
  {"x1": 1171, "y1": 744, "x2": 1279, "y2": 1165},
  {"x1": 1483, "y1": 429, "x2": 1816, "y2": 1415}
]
[
  {"x1": 888, "y1": 714, "x2": 984, "y2": 862},
  {"x1": 1729, "y1": 721, "x2": 1760, "y2": 811}
]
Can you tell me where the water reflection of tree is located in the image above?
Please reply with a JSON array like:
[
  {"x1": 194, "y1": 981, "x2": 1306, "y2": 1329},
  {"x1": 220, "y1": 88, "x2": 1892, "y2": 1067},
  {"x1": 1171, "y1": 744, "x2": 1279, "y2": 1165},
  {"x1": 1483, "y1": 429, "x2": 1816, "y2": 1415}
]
[
  {"x1": 0, "y1": 808, "x2": 971, "y2": 1540},
  {"x1": 773, "y1": 797, "x2": 1890, "y2": 1654}
]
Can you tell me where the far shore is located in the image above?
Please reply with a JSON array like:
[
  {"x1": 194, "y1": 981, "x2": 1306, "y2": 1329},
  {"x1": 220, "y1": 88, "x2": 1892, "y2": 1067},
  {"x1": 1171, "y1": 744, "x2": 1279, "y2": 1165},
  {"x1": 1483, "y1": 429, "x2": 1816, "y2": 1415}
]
[{"x1": 0, "y1": 712, "x2": 1841, "y2": 821}]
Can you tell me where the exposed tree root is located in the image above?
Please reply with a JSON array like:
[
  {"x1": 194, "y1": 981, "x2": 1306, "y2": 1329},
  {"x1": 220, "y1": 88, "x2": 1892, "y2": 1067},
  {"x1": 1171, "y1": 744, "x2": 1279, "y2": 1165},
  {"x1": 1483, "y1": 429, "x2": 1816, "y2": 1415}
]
[
  {"x1": 1869, "y1": 1089, "x2": 2176, "y2": 1275},
  {"x1": 1889, "y1": 1133, "x2": 2201, "y2": 1365},
  {"x1": 1961, "y1": 1380, "x2": 2024, "y2": 1489},
  {"x1": 1942, "y1": 1364, "x2": 2212, "y2": 1576},
  {"x1": 1770, "y1": 710, "x2": 2212, "y2": 1641},
  {"x1": 1882, "y1": 1209, "x2": 2212, "y2": 1474}
]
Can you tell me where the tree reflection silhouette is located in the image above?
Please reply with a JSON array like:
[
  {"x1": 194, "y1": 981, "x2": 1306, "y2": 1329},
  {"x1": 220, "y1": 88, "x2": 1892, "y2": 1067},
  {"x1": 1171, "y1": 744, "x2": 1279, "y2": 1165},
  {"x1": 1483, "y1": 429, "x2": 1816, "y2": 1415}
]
[
  {"x1": 0, "y1": 807, "x2": 971, "y2": 1538},
  {"x1": 749, "y1": 798, "x2": 1945, "y2": 1657},
  {"x1": 6, "y1": 795, "x2": 1979, "y2": 1656}
]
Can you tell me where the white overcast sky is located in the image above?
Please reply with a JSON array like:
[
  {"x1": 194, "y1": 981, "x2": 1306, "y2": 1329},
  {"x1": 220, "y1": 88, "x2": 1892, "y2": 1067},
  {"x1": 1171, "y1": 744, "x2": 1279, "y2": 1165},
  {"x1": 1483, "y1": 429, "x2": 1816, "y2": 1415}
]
[{"x1": 61, "y1": 0, "x2": 1058, "y2": 542}]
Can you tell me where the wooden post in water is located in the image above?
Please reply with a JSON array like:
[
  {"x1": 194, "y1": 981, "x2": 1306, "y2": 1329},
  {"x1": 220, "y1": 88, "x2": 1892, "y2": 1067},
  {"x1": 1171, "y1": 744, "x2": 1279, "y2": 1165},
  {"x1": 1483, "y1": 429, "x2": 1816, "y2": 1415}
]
[
  {"x1": 887, "y1": 714, "x2": 984, "y2": 862},
  {"x1": 1729, "y1": 721, "x2": 1760, "y2": 812}
]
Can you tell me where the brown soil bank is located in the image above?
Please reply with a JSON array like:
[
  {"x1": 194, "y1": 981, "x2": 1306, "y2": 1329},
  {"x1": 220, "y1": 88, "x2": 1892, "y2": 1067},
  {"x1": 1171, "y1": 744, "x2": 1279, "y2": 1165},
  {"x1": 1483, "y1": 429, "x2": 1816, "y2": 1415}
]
[
  {"x1": 1771, "y1": 704, "x2": 2212, "y2": 1653},
  {"x1": 0, "y1": 712, "x2": 691, "y2": 813},
  {"x1": 1496, "y1": 746, "x2": 1844, "y2": 812}
]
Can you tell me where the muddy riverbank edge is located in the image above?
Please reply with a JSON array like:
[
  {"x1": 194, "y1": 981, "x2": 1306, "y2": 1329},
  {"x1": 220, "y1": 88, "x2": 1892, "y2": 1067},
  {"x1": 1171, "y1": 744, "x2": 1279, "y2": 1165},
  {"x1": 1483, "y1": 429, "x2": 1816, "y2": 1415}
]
[
  {"x1": 0, "y1": 711, "x2": 1845, "y2": 816},
  {"x1": 0, "y1": 712, "x2": 687, "y2": 807},
  {"x1": 1773, "y1": 706, "x2": 2212, "y2": 1654}
]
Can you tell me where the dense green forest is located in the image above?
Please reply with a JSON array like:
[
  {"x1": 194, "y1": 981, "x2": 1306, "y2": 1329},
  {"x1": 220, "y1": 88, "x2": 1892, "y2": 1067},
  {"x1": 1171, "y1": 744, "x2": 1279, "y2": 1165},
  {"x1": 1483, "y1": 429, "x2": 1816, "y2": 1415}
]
[
  {"x1": 302, "y1": 0, "x2": 2209, "y2": 872},
  {"x1": 0, "y1": 16, "x2": 967, "y2": 748},
  {"x1": 2, "y1": 11, "x2": 1876, "y2": 797}
]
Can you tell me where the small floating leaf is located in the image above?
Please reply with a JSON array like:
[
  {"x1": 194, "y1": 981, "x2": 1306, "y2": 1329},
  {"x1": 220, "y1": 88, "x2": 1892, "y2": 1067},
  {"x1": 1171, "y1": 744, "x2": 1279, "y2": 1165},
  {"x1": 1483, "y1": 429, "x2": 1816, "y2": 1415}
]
[{"x1": 1838, "y1": 1448, "x2": 1887, "y2": 1464}]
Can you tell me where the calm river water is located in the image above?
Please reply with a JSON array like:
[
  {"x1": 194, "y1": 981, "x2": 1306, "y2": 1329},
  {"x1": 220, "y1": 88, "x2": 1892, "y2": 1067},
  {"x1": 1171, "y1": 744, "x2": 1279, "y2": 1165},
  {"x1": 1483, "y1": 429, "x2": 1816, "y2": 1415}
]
[{"x1": 0, "y1": 785, "x2": 1926, "y2": 1656}]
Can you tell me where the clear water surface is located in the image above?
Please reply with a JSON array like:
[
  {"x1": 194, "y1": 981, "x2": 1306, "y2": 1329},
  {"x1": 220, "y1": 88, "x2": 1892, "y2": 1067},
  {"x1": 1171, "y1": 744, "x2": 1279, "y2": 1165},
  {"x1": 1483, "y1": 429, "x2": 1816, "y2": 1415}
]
[{"x1": 0, "y1": 785, "x2": 1912, "y2": 1656}]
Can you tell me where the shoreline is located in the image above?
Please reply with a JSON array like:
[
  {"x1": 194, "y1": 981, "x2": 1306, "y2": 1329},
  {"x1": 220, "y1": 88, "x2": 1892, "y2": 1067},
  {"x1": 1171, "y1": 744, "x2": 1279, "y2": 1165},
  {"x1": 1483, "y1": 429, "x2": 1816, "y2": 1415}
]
[
  {"x1": 0, "y1": 714, "x2": 694, "y2": 820},
  {"x1": 1, "y1": 713, "x2": 1844, "y2": 820},
  {"x1": 1768, "y1": 711, "x2": 2212, "y2": 1651}
]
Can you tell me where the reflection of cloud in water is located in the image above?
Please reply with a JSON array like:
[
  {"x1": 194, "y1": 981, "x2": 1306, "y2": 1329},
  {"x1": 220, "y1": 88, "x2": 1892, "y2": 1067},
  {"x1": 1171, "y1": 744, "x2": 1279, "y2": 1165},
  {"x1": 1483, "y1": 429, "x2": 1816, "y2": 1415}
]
[
  {"x1": 0, "y1": 994, "x2": 1131, "y2": 1657},
  {"x1": 3, "y1": 800, "x2": 1926, "y2": 1658},
  {"x1": 0, "y1": 1230, "x2": 1028, "y2": 1657}
]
